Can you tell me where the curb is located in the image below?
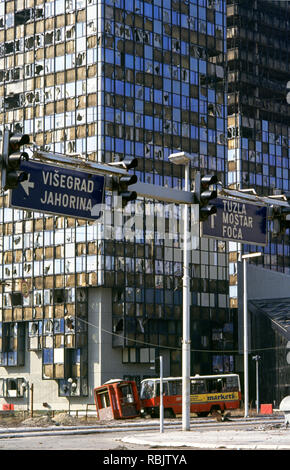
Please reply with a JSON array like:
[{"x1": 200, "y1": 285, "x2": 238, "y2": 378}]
[{"x1": 121, "y1": 435, "x2": 290, "y2": 451}]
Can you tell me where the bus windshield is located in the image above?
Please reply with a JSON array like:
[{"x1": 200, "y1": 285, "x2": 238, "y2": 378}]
[{"x1": 140, "y1": 380, "x2": 155, "y2": 399}]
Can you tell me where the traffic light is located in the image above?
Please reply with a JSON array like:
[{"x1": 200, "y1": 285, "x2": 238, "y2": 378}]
[
  {"x1": 112, "y1": 157, "x2": 138, "y2": 208},
  {"x1": 195, "y1": 172, "x2": 218, "y2": 221},
  {"x1": 1, "y1": 129, "x2": 30, "y2": 190},
  {"x1": 268, "y1": 204, "x2": 290, "y2": 236}
]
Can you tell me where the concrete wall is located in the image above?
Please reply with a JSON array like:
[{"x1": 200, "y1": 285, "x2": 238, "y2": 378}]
[
  {"x1": 237, "y1": 263, "x2": 290, "y2": 351},
  {"x1": 88, "y1": 287, "x2": 171, "y2": 388},
  {"x1": 238, "y1": 263, "x2": 290, "y2": 301}
]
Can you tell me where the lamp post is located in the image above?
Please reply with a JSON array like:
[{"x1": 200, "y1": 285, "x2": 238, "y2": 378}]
[
  {"x1": 242, "y1": 252, "x2": 262, "y2": 418},
  {"x1": 169, "y1": 152, "x2": 194, "y2": 431}
]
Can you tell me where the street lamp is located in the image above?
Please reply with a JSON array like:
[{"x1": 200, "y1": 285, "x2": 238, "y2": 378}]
[
  {"x1": 242, "y1": 252, "x2": 262, "y2": 418},
  {"x1": 168, "y1": 151, "x2": 194, "y2": 431}
]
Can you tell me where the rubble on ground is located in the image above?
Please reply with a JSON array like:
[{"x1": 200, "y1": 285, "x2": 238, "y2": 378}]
[{"x1": 21, "y1": 415, "x2": 55, "y2": 427}]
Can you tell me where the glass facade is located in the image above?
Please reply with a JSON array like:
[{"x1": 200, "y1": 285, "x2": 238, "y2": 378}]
[
  {"x1": 0, "y1": 0, "x2": 239, "y2": 405},
  {"x1": 227, "y1": 0, "x2": 290, "y2": 404},
  {"x1": 227, "y1": 0, "x2": 290, "y2": 311}
]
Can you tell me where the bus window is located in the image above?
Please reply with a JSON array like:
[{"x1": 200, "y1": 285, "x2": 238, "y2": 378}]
[
  {"x1": 119, "y1": 383, "x2": 134, "y2": 403},
  {"x1": 140, "y1": 380, "x2": 155, "y2": 399},
  {"x1": 225, "y1": 376, "x2": 239, "y2": 392},
  {"x1": 190, "y1": 379, "x2": 206, "y2": 394},
  {"x1": 168, "y1": 380, "x2": 182, "y2": 396},
  {"x1": 156, "y1": 381, "x2": 168, "y2": 397},
  {"x1": 99, "y1": 391, "x2": 110, "y2": 408},
  {"x1": 208, "y1": 378, "x2": 223, "y2": 393}
]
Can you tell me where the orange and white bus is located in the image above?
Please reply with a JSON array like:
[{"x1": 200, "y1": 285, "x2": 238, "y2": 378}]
[{"x1": 140, "y1": 373, "x2": 241, "y2": 418}]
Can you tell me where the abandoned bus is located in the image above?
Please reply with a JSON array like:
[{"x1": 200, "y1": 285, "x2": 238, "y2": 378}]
[
  {"x1": 94, "y1": 379, "x2": 140, "y2": 420},
  {"x1": 140, "y1": 374, "x2": 241, "y2": 418}
]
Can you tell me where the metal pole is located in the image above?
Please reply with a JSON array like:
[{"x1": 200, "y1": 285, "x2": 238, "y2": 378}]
[
  {"x1": 252, "y1": 355, "x2": 260, "y2": 414},
  {"x1": 160, "y1": 356, "x2": 164, "y2": 433},
  {"x1": 243, "y1": 258, "x2": 249, "y2": 418},
  {"x1": 256, "y1": 358, "x2": 259, "y2": 414},
  {"x1": 182, "y1": 163, "x2": 191, "y2": 431},
  {"x1": 30, "y1": 383, "x2": 34, "y2": 418}
]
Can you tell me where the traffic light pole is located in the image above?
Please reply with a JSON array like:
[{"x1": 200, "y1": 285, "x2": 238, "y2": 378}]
[{"x1": 182, "y1": 163, "x2": 191, "y2": 432}]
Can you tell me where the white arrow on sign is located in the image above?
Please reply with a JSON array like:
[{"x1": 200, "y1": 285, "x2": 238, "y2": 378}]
[{"x1": 21, "y1": 174, "x2": 35, "y2": 196}]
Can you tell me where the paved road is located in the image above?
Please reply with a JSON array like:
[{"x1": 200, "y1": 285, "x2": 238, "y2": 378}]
[
  {"x1": 0, "y1": 430, "x2": 150, "y2": 451},
  {"x1": 0, "y1": 416, "x2": 288, "y2": 451}
]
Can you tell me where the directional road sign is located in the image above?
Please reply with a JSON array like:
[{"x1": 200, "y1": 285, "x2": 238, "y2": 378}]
[
  {"x1": 10, "y1": 160, "x2": 105, "y2": 220},
  {"x1": 201, "y1": 196, "x2": 268, "y2": 246}
]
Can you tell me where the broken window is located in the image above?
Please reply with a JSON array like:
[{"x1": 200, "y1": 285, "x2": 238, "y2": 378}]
[
  {"x1": 65, "y1": 315, "x2": 75, "y2": 332},
  {"x1": 9, "y1": 293, "x2": 22, "y2": 307},
  {"x1": 25, "y1": 64, "x2": 35, "y2": 79},
  {"x1": 6, "y1": 378, "x2": 25, "y2": 397},
  {"x1": 54, "y1": 289, "x2": 65, "y2": 304},
  {"x1": 87, "y1": 19, "x2": 97, "y2": 35},
  {"x1": 5, "y1": 42, "x2": 14, "y2": 55},
  {"x1": 55, "y1": 28, "x2": 64, "y2": 43},
  {"x1": 43, "y1": 320, "x2": 53, "y2": 336},
  {"x1": 172, "y1": 39, "x2": 180, "y2": 52},
  {"x1": 15, "y1": 8, "x2": 33, "y2": 26},
  {"x1": 45, "y1": 31, "x2": 54, "y2": 46},
  {"x1": 34, "y1": 290, "x2": 43, "y2": 306},
  {"x1": 35, "y1": 7, "x2": 44, "y2": 19},
  {"x1": 35, "y1": 63, "x2": 44, "y2": 75},
  {"x1": 15, "y1": 38, "x2": 24, "y2": 52},
  {"x1": 25, "y1": 36, "x2": 34, "y2": 51},
  {"x1": 4, "y1": 94, "x2": 23, "y2": 110},
  {"x1": 66, "y1": 25, "x2": 75, "y2": 40}
]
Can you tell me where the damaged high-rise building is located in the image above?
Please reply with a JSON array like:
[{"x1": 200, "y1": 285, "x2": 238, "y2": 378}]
[{"x1": 0, "y1": 0, "x2": 288, "y2": 411}]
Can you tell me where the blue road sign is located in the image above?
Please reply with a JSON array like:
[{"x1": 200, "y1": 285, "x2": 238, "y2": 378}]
[
  {"x1": 10, "y1": 160, "x2": 105, "y2": 220},
  {"x1": 201, "y1": 197, "x2": 268, "y2": 246}
]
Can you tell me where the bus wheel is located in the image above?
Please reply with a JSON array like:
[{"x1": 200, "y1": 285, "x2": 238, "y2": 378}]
[
  {"x1": 151, "y1": 409, "x2": 159, "y2": 418},
  {"x1": 210, "y1": 406, "x2": 223, "y2": 420},
  {"x1": 164, "y1": 408, "x2": 175, "y2": 418}
]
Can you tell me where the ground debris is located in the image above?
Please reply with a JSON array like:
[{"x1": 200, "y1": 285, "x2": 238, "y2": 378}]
[
  {"x1": 21, "y1": 415, "x2": 55, "y2": 427},
  {"x1": 52, "y1": 413, "x2": 80, "y2": 426},
  {"x1": 211, "y1": 410, "x2": 232, "y2": 422},
  {"x1": 254, "y1": 423, "x2": 284, "y2": 431},
  {"x1": 0, "y1": 412, "x2": 98, "y2": 428}
]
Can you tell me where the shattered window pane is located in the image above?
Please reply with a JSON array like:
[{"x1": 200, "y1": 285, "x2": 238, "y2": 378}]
[
  {"x1": 45, "y1": 32, "x2": 54, "y2": 45},
  {"x1": 15, "y1": 9, "x2": 33, "y2": 26},
  {"x1": 25, "y1": 37, "x2": 34, "y2": 51},
  {"x1": 66, "y1": 25, "x2": 75, "y2": 40},
  {"x1": 5, "y1": 42, "x2": 14, "y2": 55},
  {"x1": 35, "y1": 7, "x2": 44, "y2": 19},
  {"x1": 5, "y1": 94, "x2": 24, "y2": 110},
  {"x1": 35, "y1": 62, "x2": 44, "y2": 75}
]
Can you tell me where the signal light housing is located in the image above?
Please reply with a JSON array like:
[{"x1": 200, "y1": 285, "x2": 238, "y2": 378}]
[
  {"x1": 195, "y1": 172, "x2": 218, "y2": 222},
  {"x1": 1, "y1": 130, "x2": 30, "y2": 190},
  {"x1": 268, "y1": 204, "x2": 290, "y2": 236},
  {"x1": 112, "y1": 158, "x2": 138, "y2": 208}
]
